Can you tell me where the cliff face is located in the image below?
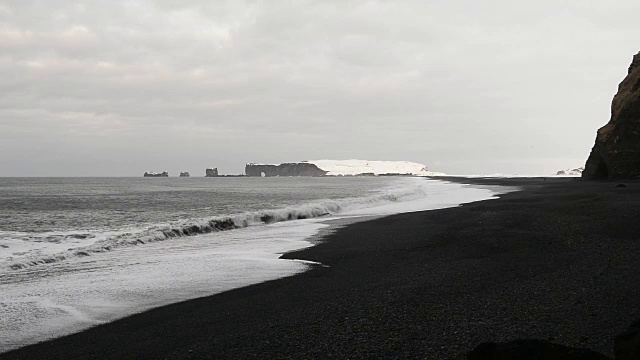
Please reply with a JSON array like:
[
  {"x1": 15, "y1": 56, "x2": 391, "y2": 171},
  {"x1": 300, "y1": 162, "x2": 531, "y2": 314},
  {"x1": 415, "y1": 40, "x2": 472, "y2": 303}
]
[
  {"x1": 583, "y1": 51, "x2": 640, "y2": 179},
  {"x1": 245, "y1": 163, "x2": 328, "y2": 177}
]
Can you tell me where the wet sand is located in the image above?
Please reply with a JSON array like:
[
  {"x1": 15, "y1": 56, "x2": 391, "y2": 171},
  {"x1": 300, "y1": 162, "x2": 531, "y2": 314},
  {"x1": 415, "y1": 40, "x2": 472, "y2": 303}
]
[{"x1": 3, "y1": 177, "x2": 640, "y2": 359}]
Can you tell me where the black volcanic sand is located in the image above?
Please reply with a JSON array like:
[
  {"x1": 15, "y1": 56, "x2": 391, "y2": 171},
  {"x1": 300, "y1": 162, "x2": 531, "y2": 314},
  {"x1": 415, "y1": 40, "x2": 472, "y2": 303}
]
[{"x1": 3, "y1": 177, "x2": 640, "y2": 359}]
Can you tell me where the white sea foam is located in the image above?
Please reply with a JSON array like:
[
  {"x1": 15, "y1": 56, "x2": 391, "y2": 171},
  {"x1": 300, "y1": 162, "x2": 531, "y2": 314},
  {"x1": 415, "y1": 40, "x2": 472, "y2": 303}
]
[
  {"x1": 0, "y1": 222, "x2": 325, "y2": 351},
  {"x1": 0, "y1": 178, "x2": 514, "y2": 353}
]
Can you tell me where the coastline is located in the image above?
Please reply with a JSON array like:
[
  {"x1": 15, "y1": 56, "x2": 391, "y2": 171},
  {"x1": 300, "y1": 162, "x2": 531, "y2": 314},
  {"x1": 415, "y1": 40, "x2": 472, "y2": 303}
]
[{"x1": 3, "y1": 177, "x2": 640, "y2": 359}]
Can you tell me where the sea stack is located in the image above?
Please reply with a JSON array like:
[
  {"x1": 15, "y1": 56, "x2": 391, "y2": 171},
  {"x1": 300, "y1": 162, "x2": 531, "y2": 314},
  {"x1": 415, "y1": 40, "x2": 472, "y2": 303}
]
[{"x1": 583, "y1": 51, "x2": 640, "y2": 179}]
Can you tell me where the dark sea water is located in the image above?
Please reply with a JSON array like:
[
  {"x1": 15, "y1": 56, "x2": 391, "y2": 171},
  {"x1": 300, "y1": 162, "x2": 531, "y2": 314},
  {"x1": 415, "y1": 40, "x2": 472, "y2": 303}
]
[
  {"x1": 0, "y1": 177, "x2": 385, "y2": 233},
  {"x1": 0, "y1": 176, "x2": 506, "y2": 352},
  {"x1": 0, "y1": 177, "x2": 407, "y2": 269}
]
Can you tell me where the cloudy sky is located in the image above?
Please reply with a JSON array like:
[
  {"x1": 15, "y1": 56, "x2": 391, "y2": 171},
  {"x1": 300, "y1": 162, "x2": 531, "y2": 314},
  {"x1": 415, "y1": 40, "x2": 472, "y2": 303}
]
[{"x1": 1, "y1": 1, "x2": 639, "y2": 176}]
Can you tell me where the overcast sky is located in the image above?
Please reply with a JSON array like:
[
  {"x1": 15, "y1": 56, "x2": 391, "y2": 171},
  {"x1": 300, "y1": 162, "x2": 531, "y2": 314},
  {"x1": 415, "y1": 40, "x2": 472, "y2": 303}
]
[{"x1": 1, "y1": 1, "x2": 639, "y2": 176}]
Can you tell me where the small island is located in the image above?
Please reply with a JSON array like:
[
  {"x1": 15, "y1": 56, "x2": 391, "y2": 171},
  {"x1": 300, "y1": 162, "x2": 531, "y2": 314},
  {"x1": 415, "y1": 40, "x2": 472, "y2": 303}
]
[{"x1": 143, "y1": 171, "x2": 169, "y2": 177}]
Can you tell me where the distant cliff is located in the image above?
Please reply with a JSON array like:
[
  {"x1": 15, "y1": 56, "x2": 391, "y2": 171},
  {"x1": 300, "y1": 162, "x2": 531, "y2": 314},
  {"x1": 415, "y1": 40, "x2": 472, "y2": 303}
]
[
  {"x1": 144, "y1": 171, "x2": 168, "y2": 177},
  {"x1": 245, "y1": 163, "x2": 328, "y2": 177},
  {"x1": 583, "y1": 51, "x2": 640, "y2": 179}
]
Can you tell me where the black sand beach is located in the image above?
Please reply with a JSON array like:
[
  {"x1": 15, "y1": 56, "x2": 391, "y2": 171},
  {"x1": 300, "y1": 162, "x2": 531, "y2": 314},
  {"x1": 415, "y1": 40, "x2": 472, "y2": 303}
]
[{"x1": 3, "y1": 177, "x2": 640, "y2": 359}]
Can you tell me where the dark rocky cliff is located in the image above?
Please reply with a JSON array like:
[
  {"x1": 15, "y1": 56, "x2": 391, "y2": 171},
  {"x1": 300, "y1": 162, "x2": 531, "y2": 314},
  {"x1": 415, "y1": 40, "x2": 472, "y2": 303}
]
[
  {"x1": 583, "y1": 51, "x2": 640, "y2": 179},
  {"x1": 245, "y1": 163, "x2": 328, "y2": 177}
]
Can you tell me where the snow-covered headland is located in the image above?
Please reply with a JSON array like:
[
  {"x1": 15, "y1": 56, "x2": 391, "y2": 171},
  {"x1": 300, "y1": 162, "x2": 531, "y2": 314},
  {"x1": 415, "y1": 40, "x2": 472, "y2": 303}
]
[{"x1": 305, "y1": 160, "x2": 445, "y2": 176}]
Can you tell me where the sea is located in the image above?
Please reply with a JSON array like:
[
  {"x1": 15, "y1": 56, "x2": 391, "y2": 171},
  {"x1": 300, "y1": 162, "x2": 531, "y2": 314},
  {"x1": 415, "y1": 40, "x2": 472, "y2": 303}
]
[{"x1": 0, "y1": 176, "x2": 509, "y2": 352}]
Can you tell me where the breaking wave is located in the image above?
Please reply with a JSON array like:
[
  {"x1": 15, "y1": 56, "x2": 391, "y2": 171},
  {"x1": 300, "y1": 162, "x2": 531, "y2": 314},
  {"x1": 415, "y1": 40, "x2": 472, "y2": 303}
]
[{"x1": 4, "y1": 180, "x2": 429, "y2": 270}]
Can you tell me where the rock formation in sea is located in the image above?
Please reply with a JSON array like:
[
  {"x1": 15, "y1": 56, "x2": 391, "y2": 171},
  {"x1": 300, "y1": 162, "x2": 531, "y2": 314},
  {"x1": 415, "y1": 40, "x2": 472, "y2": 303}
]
[
  {"x1": 205, "y1": 168, "x2": 219, "y2": 177},
  {"x1": 245, "y1": 163, "x2": 328, "y2": 177},
  {"x1": 179, "y1": 172, "x2": 190, "y2": 177},
  {"x1": 583, "y1": 51, "x2": 640, "y2": 179},
  {"x1": 244, "y1": 160, "x2": 444, "y2": 177},
  {"x1": 143, "y1": 171, "x2": 169, "y2": 177}
]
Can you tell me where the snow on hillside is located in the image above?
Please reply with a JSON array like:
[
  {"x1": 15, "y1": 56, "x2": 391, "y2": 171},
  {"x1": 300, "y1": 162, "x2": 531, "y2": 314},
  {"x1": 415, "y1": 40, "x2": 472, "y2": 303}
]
[{"x1": 305, "y1": 159, "x2": 445, "y2": 176}]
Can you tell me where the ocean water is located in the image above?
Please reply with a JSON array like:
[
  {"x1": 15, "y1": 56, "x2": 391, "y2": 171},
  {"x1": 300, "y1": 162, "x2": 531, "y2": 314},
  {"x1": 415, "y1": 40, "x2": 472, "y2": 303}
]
[{"x1": 0, "y1": 177, "x2": 510, "y2": 352}]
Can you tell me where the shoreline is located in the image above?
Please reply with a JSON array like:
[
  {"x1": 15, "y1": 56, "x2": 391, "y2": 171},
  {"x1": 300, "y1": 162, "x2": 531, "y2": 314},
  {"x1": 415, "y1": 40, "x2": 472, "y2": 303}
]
[
  {"x1": 3, "y1": 177, "x2": 639, "y2": 359},
  {"x1": 0, "y1": 177, "x2": 501, "y2": 353},
  {"x1": 0, "y1": 177, "x2": 497, "y2": 353}
]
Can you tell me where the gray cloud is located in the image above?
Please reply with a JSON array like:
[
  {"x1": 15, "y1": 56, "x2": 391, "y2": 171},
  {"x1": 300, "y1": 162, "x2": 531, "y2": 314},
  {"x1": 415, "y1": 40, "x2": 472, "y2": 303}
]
[{"x1": 1, "y1": 0, "x2": 639, "y2": 176}]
